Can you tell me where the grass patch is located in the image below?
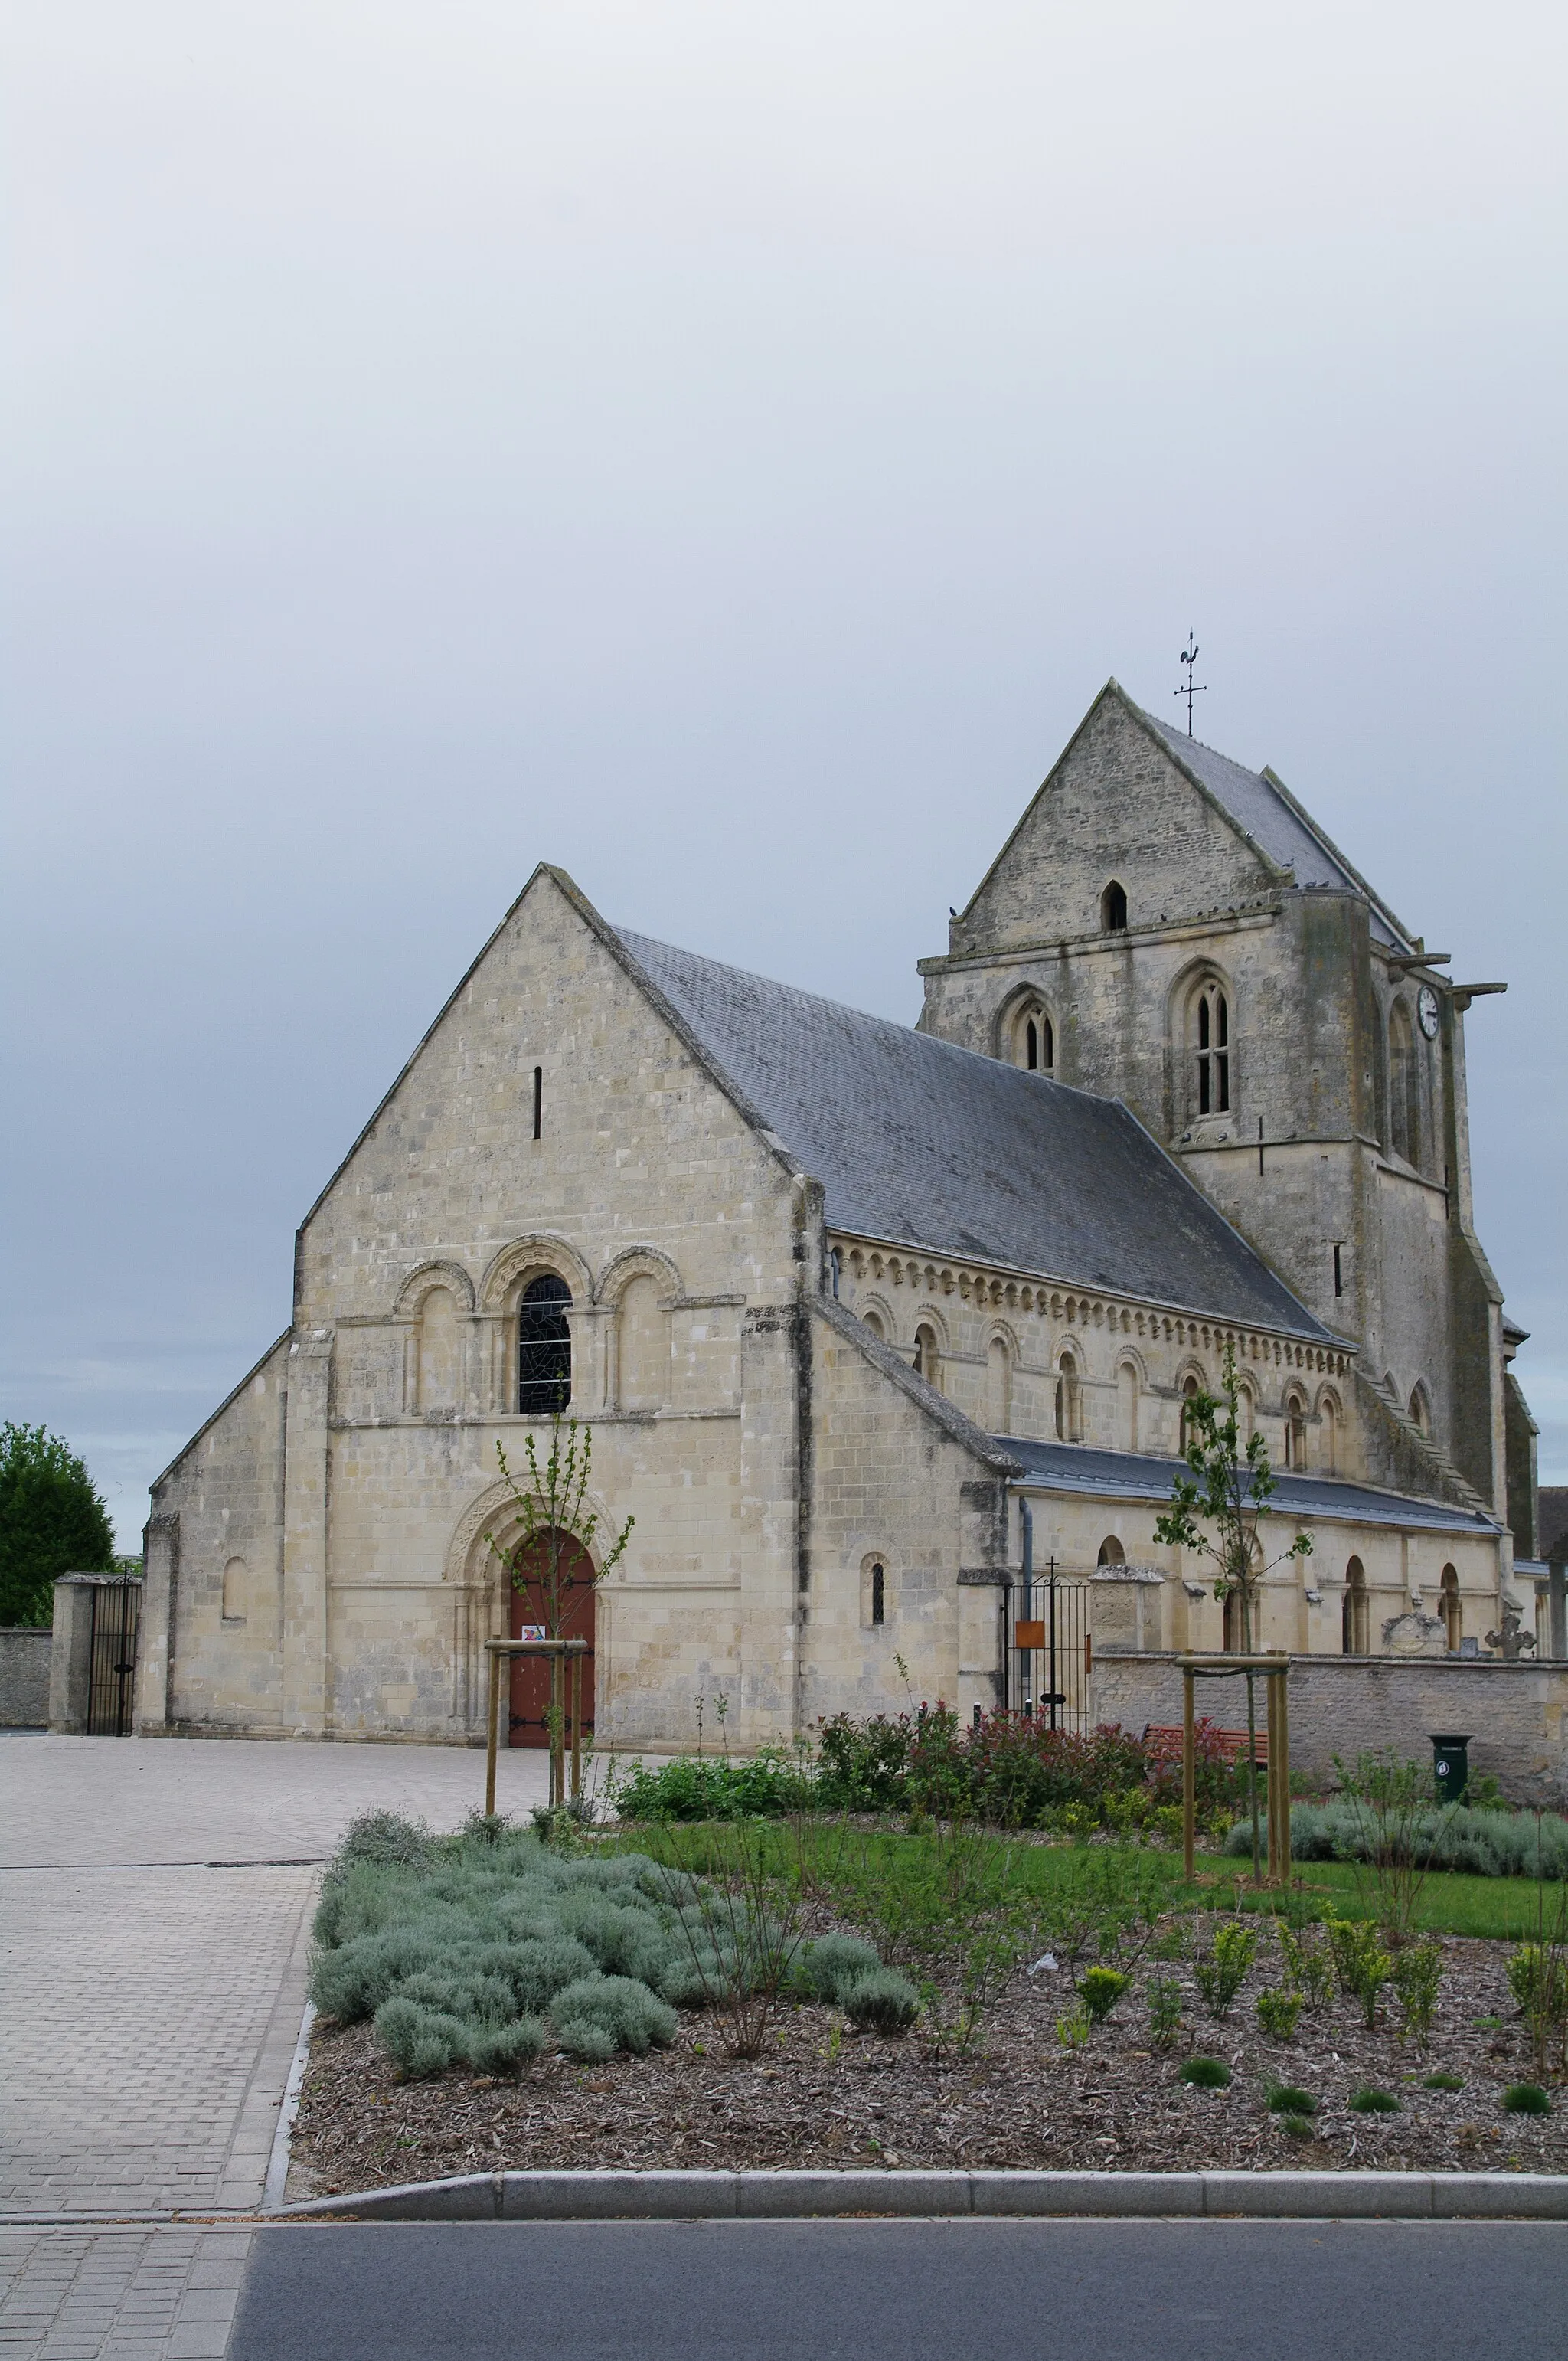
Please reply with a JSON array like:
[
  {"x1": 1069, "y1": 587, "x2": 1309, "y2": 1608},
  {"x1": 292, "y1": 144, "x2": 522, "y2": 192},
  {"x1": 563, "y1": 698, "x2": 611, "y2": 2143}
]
[
  {"x1": 1180, "y1": 2057, "x2": 1233, "y2": 2088},
  {"x1": 1266, "y1": 2084, "x2": 1316, "y2": 2115},
  {"x1": 1503, "y1": 2083, "x2": 1551, "y2": 2115},
  {"x1": 1348, "y1": 2088, "x2": 1401, "y2": 2114},
  {"x1": 1423, "y1": 2071, "x2": 1465, "y2": 2092},
  {"x1": 1227, "y1": 1857, "x2": 1556, "y2": 1941}
]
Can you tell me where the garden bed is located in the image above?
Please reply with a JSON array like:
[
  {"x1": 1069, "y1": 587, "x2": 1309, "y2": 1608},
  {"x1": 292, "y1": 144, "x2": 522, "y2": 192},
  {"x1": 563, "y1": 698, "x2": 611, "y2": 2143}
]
[{"x1": 291, "y1": 1899, "x2": 1567, "y2": 2199}]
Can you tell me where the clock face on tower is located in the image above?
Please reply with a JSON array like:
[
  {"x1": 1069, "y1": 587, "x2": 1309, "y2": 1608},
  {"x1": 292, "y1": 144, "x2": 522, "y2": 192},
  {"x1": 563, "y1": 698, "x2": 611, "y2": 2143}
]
[{"x1": 1417, "y1": 984, "x2": 1440, "y2": 1040}]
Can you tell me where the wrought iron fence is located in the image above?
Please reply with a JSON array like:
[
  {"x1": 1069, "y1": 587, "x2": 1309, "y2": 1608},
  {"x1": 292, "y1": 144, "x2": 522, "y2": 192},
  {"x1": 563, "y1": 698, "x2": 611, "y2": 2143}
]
[
  {"x1": 1004, "y1": 1570, "x2": 1092, "y2": 1735},
  {"x1": 87, "y1": 1581, "x2": 140, "y2": 1735}
]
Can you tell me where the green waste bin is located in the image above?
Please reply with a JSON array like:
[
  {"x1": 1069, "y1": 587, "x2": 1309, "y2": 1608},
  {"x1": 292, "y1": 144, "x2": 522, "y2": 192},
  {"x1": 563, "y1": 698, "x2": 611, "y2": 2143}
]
[{"x1": 1430, "y1": 1733, "x2": 1471, "y2": 1805}]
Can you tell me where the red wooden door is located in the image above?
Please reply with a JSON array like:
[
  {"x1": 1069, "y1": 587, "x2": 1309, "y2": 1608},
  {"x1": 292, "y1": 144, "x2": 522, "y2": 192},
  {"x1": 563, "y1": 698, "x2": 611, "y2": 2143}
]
[{"x1": 508, "y1": 1529, "x2": 596, "y2": 1748}]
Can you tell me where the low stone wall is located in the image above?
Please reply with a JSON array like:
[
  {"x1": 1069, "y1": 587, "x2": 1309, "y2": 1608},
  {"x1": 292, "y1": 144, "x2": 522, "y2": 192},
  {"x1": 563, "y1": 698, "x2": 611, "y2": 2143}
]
[
  {"x1": 0, "y1": 1627, "x2": 51, "y2": 1726},
  {"x1": 1089, "y1": 1651, "x2": 1568, "y2": 1809}
]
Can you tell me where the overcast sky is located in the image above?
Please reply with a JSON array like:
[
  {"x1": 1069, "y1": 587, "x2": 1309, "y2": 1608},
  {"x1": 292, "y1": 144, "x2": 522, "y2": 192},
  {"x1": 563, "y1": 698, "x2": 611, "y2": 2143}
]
[{"x1": 4, "y1": 1, "x2": 1565, "y2": 1547}]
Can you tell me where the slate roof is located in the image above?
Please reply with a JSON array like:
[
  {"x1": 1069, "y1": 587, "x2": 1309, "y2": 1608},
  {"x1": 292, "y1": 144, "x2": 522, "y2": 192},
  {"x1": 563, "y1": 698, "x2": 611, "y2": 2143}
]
[
  {"x1": 1131, "y1": 698, "x2": 1412, "y2": 950},
  {"x1": 1000, "y1": 1435, "x2": 1501, "y2": 1537},
  {"x1": 616, "y1": 927, "x2": 1338, "y2": 1343},
  {"x1": 1540, "y1": 1488, "x2": 1568, "y2": 1562}
]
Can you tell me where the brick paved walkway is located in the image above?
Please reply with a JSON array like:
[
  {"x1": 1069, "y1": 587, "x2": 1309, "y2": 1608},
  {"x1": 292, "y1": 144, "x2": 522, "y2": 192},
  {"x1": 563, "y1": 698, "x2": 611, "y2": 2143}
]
[
  {"x1": 0, "y1": 2228, "x2": 251, "y2": 2361},
  {"x1": 0, "y1": 1735, "x2": 551, "y2": 2356}
]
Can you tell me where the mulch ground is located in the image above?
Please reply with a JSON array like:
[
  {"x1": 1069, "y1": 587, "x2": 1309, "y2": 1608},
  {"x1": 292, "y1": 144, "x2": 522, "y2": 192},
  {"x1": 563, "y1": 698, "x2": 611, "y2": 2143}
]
[{"x1": 290, "y1": 1918, "x2": 1567, "y2": 2196}]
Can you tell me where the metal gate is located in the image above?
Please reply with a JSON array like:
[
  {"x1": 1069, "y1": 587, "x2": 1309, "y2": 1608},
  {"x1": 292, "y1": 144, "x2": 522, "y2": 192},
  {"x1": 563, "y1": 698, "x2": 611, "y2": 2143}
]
[
  {"x1": 87, "y1": 1581, "x2": 141, "y2": 1735},
  {"x1": 1006, "y1": 1569, "x2": 1092, "y2": 1735}
]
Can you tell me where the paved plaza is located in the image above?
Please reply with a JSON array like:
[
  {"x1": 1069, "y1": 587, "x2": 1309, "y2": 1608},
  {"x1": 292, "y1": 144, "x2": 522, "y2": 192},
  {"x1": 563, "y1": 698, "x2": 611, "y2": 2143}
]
[{"x1": 0, "y1": 1733, "x2": 550, "y2": 2356}]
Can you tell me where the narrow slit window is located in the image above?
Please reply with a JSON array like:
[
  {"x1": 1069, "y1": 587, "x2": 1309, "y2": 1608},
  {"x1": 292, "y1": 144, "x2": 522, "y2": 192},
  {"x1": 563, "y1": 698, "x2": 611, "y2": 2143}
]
[
  {"x1": 532, "y1": 1065, "x2": 543, "y2": 1140},
  {"x1": 871, "y1": 1563, "x2": 885, "y2": 1626},
  {"x1": 1025, "y1": 1018, "x2": 1038, "y2": 1071},
  {"x1": 1333, "y1": 1241, "x2": 1344, "y2": 1297}
]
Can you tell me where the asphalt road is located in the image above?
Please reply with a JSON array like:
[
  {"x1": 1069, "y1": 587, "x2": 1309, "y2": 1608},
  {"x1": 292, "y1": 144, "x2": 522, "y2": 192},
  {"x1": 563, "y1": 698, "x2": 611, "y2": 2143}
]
[{"x1": 230, "y1": 2217, "x2": 1568, "y2": 2361}]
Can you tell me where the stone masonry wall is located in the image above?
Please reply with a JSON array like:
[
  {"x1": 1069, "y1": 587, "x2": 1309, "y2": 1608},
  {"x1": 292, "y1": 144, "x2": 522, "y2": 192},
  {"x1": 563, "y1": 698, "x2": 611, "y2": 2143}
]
[
  {"x1": 1088, "y1": 1651, "x2": 1568, "y2": 1809},
  {"x1": 0, "y1": 1628, "x2": 50, "y2": 1726}
]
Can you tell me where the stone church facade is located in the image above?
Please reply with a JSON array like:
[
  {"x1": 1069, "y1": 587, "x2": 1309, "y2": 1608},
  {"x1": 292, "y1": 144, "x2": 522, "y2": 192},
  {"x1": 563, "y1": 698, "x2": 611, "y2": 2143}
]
[{"x1": 135, "y1": 682, "x2": 1534, "y2": 1750}]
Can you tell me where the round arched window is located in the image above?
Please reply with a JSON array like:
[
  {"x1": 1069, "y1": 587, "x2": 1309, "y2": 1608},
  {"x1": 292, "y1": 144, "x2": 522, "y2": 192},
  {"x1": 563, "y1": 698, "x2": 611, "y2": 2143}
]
[{"x1": 518, "y1": 1274, "x2": 572, "y2": 1415}]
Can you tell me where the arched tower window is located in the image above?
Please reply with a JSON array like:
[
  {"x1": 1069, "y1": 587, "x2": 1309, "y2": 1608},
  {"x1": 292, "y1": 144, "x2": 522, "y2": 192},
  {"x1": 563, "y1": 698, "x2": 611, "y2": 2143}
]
[
  {"x1": 1342, "y1": 1555, "x2": 1369, "y2": 1655},
  {"x1": 1193, "y1": 979, "x2": 1230, "y2": 1115},
  {"x1": 1440, "y1": 1563, "x2": 1460, "y2": 1653},
  {"x1": 913, "y1": 1323, "x2": 941, "y2": 1391},
  {"x1": 1009, "y1": 999, "x2": 1054, "y2": 1073},
  {"x1": 1389, "y1": 1002, "x2": 1419, "y2": 1166},
  {"x1": 1283, "y1": 1389, "x2": 1308, "y2": 1471},
  {"x1": 1236, "y1": 1381, "x2": 1256, "y2": 1447},
  {"x1": 1096, "y1": 1535, "x2": 1125, "y2": 1566},
  {"x1": 861, "y1": 1307, "x2": 886, "y2": 1342},
  {"x1": 416, "y1": 1285, "x2": 460, "y2": 1411},
  {"x1": 1054, "y1": 1349, "x2": 1083, "y2": 1444},
  {"x1": 986, "y1": 1336, "x2": 1012, "y2": 1433},
  {"x1": 617, "y1": 1274, "x2": 668, "y2": 1411},
  {"x1": 1116, "y1": 1360, "x2": 1139, "y2": 1451},
  {"x1": 1178, "y1": 1372, "x2": 1201, "y2": 1455},
  {"x1": 1318, "y1": 1392, "x2": 1339, "y2": 1474},
  {"x1": 518, "y1": 1273, "x2": 572, "y2": 1415},
  {"x1": 1101, "y1": 880, "x2": 1128, "y2": 933},
  {"x1": 1409, "y1": 1382, "x2": 1431, "y2": 1438}
]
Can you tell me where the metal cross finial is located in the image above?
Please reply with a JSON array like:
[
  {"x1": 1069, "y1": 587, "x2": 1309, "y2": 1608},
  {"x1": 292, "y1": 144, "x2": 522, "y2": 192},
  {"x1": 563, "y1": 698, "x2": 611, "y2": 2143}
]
[{"x1": 1176, "y1": 631, "x2": 1207, "y2": 735}]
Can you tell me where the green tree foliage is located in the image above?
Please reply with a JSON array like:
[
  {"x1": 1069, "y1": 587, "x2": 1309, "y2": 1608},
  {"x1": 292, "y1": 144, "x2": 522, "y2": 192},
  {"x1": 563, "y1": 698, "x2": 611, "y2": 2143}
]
[
  {"x1": 1154, "y1": 1342, "x2": 1312, "y2": 1879},
  {"x1": 0, "y1": 1424, "x2": 116, "y2": 1626}
]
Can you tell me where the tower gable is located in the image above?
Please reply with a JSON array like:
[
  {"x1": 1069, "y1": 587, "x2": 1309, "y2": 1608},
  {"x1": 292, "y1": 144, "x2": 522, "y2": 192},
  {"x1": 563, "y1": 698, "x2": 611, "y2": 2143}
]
[{"x1": 954, "y1": 682, "x2": 1288, "y2": 957}]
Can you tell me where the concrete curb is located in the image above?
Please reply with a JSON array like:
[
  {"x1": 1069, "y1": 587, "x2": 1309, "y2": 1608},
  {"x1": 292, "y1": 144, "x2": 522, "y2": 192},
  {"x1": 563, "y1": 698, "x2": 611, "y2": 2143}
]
[
  {"x1": 262, "y1": 1999, "x2": 316, "y2": 2212},
  {"x1": 276, "y1": 2167, "x2": 1568, "y2": 2223}
]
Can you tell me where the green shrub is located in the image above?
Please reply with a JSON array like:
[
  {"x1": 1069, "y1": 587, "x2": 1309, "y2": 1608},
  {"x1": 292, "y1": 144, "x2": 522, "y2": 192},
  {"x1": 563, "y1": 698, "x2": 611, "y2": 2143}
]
[
  {"x1": 339, "y1": 1810, "x2": 434, "y2": 1869},
  {"x1": 1423, "y1": 2071, "x2": 1464, "y2": 2091},
  {"x1": 841, "y1": 1969, "x2": 921, "y2": 2035},
  {"x1": 374, "y1": 1995, "x2": 472, "y2": 2077},
  {"x1": 1390, "y1": 1942, "x2": 1443, "y2": 2046},
  {"x1": 1266, "y1": 2084, "x2": 1316, "y2": 2115},
  {"x1": 1279, "y1": 2113, "x2": 1315, "y2": 2140},
  {"x1": 1180, "y1": 2056, "x2": 1232, "y2": 2088},
  {"x1": 1506, "y1": 1942, "x2": 1568, "y2": 2029},
  {"x1": 1327, "y1": 1918, "x2": 1393, "y2": 2026},
  {"x1": 1255, "y1": 1987, "x2": 1303, "y2": 2041},
  {"x1": 1276, "y1": 1924, "x2": 1334, "y2": 2008},
  {"x1": 309, "y1": 1820, "x2": 744, "y2": 2078},
  {"x1": 1146, "y1": 1976, "x2": 1184, "y2": 2049},
  {"x1": 469, "y1": 2016, "x2": 550, "y2": 2072},
  {"x1": 1077, "y1": 1967, "x2": 1130, "y2": 2026},
  {"x1": 1348, "y1": 2087, "x2": 1400, "y2": 2114},
  {"x1": 1056, "y1": 2001, "x2": 1091, "y2": 2050},
  {"x1": 1502, "y1": 2081, "x2": 1551, "y2": 2115},
  {"x1": 1195, "y1": 1921, "x2": 1257, "y2": 2016},
  {"x1": 612, "y1": 1751, "x2": 812, "y2": 1821},
  {"x1": 550, "y1": 1975, "x2": 679, "y2": 2056},
  {"x1": 557, "y1": 2019, "x2": 618, "y2": 2064},
  {"x1": 1243, "y1": 1803, "x2": 1568, "y2": 1881},
  {"x1": 802, "y1": 1933, "x2": 884, "y2": 2005}
]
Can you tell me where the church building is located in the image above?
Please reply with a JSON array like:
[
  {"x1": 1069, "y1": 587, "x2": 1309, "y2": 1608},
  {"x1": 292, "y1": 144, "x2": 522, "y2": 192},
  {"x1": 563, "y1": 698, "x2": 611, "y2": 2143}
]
[{"x1": 135, "y1": 681, "x2": 1537, "y2": 1751}]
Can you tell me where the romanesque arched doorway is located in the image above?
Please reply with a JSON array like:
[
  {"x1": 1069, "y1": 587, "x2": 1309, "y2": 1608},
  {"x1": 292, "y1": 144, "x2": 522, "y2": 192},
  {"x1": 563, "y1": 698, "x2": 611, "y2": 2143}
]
[{"x1": 508, "y1": 1527, "x2": 596, "y2": 1750}]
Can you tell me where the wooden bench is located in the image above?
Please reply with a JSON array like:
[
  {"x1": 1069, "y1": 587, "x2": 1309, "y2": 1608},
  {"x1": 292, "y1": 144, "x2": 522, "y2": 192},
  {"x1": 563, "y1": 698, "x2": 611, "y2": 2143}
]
[{"x1": 1142, "y1": 1722, "x2": 1269, "y2": 1767}]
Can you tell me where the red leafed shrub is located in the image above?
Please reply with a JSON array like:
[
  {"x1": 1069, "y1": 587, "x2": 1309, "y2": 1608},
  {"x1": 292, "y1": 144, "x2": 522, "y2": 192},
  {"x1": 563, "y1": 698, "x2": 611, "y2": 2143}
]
[{"x1": 815, "y1": 1704, "x2": 1244, "y2": 1826}]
